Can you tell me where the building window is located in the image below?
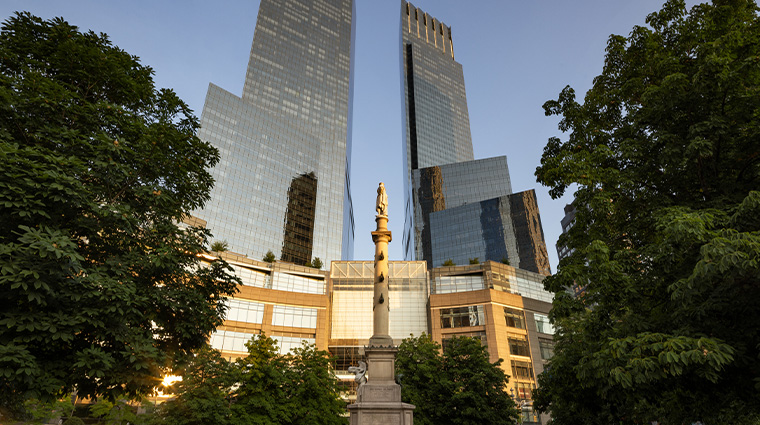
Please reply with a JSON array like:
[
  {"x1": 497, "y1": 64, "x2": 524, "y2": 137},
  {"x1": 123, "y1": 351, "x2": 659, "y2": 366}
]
[
  {"x1": 520, "y1": 408, "x2": 540, "y2": 424},
  {"x1": 539, "y1": 339, "x2": 554, "y2": 360},
  {"x1": 272, "y1": 334, "x2": 315, "y2": 354},
  {"x1": 441, "y1": 331, "x2": 487, "y2": 352},
  {"x1": 230, "y1": 264, "x2": 271, "y2": 288},
  {"x1": 330, "y1": 346, "x2": 364, "y2": 374},
  {"x1": 504, "y1": 307, "x2": 526, "y2": 329},
  {"x1": 534, "y1": 313, "x2": 555, "y2": 334},
  {"x1": 433, "y1": 275, "x2": 485, "y2": 294},
  {"x1": 511, "y1": 360, "x2": 534, "y2": 380},
  {"x1": 224, "y1": 298, "x2": 265, "y2": 324},
  {"x1": 209, "y1": 329, "x2": 256, "y2": 354},
  {"x1": 272, "y1": 305, "x2": 318, "y2": 328},
  {"x1": 508, "y1": 336, "x2": 531, "y2": 357},
  {"x1": 271, "y1": 272, "x2": 325, "y2": 294},
  {"x1": 440, "y1": 305, "x2": 485, "y2": 329},
  {"x1": 515, "y1": 382, "x2": 535, "y2": 400}
]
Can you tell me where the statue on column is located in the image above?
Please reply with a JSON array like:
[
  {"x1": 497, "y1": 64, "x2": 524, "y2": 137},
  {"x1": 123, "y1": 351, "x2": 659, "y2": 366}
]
[
  {"x1": 376, "y1": 182, "x2": 388, "y2": 217},
  {"x1": 348, "y1": 181, "x2": 414, "y2": 423}
]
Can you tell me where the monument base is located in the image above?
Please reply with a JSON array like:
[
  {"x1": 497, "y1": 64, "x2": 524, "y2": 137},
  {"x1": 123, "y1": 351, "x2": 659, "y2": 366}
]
[
  {"x1": 347, "y1": 346, "x2": 414, "y2": 425},
  {"x1": 348, "y1": 399, "x2": 415, "y2": 425}
]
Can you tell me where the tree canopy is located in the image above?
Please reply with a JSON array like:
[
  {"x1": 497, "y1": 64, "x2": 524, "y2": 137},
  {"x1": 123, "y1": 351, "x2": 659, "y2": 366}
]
[
  {"x1": 153, "y1": 336, "x2": 347, "y2": 425},
  {"x1": 533, "y1": 0, "x2": 760, "y2": 423},
  {"x1": 0, "y1": 12, "x2": 239, "y2": 410},
  {"x1": 396, "y1": 334, "x2": 518, "y2": 425}
]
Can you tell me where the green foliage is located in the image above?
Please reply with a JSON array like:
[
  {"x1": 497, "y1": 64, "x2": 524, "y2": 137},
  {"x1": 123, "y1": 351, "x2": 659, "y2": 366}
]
[
  {"x1": 468, "y1": 257, "x2": 480, "y2": 264},
  {"x1": 533, "y1": 1, "x2": 760, "y2": 423},
  {"x1": 280, "y1": 341, "x2": 346, "y2": 424},
  {"x1": 232, "y1": 335, "x2": 346, "y2": 425},
  {"x1": 151, "y1": 338, "x2": 346, "y2": 425},
  {"x1": 263, "y1": 250, "x2": 276, "y2": 263},
  {"x1": 90, "y1": 399, "x2": 142, "y2": 425},
  {"x1": 310, "y1": 257, "x2": 323, "y2": 270},
  {"x1": 229, "y1": 335, "x2": 287, "y2": 425},
  {"x1": 22, "y1": 396, "x2": 74, "y2": 424},
  {"x1": 149, "y1": 345, "x2": 237, "y2": 425},
  {"x1": 210, "y1": 240, "x2": 229, "y2": 252},
  {"x1": 441, "y1": 259, "x2": 455, "y2": 266},
  {"x1": 62, "y1": 417, "x2": 85, "y2": 425},
  {"x1": 0, "y1": 12, "x2": 240, "y2": 408},
  {"x1": 500, "y1": 257, "x2": 510, "y2": 265},
  {"x1": 396, "y1": 334, "x2": 518, "y2": 425}
]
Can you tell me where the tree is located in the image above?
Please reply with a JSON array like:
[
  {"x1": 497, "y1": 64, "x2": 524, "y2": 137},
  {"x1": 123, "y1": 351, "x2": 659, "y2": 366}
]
[
  {"x1": 89, "y1": 398, "x2": 144, "y2": 425},
  {"x1": 150, "y1": 345, "x2": 237, "y2": 425},
  {"x1": 231, "y1": 335, "x2": 347, "y2": 425},
  {"x1": 533, "y1": 1, "x2": 760, "y2": 423},
  {"x1": 230, "y1": 335, "x2": 288, "y2": 425},
  {"x1": 283, "y1": 342, "x2": 346, "y2": 424},
  {"x1": 0, "y1": 13, "x2": 240, "y2": 410},
  {"x1": 21, "y1": 396, "x2": 74, "y2": 424},
  {"x1": 396, "y1": 334, "x2": 518, "y2": 425},
  {"x1": 210, "y1": 240, "x2": 229, "y2": 253},
  {"x1": 468, "y1": 258, "x2": 480, "y2": 265},
  {"x1": 500, "y1": 258, "x2": 510, "y2": 265},
  {"x1": 310, "y1": 257, "x2": 323, "y2": 270},
  {"x1": 149, "y1": 337, "x2": 346, "y2": 425},
  {"x1": 263, "y1": 250, "x2": 276, "y2": 263},
  {"x1": 442, "y1": 259, "x2": 455, "y2": 266}
]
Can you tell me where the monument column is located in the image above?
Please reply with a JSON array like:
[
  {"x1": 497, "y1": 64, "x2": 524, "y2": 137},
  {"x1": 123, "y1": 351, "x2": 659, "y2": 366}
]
[
  {"x1": 348, "y1": 183, "x2": 414, "y2": 425},
  {"x1": 370, "y1": 182, "x2": 392, "y2": 348}
]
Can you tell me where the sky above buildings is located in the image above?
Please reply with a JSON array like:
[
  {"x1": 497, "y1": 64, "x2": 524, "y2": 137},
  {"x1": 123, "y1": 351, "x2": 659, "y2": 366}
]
[{"x1": 1, "y1": 0, "x2": 700, "y2": 270}]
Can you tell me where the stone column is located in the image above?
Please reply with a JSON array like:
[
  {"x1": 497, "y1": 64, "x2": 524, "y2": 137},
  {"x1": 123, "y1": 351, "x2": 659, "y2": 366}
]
[
  {"x1": 348, "y1": 183, "x2": 414, "y2": 425},
  {"x1": 370, "y1": 214, "x2": 392, "y2": 347}
]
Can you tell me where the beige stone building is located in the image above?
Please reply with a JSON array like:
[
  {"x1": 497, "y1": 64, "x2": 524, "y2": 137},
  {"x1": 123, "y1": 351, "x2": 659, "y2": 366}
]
[{"x1": 202, "y1": 253, "x2": 552, "y2": 424}]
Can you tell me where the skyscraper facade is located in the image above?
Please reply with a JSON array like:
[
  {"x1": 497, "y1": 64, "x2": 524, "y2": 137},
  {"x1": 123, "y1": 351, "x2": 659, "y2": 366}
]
[
  {"x1": 401, "y1": 1, "x2": 474, "y2": 260},
  {"x1": 195, "y1": 0, "x2": 356, "y2": 265},
  {"x1": 410, "y1": 157, "x2": 512, "y2": 265},
  {"x1": 428, "y1": 189, "x2": 551, "y2": 275},
  {"x1": 400, "y1": 2, "x2": 549, "y2": 275}
]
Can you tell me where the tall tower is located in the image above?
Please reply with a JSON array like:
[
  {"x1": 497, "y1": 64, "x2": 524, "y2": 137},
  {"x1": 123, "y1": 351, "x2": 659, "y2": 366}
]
[
  {"x1": 195, "y1": 0, "x2": 356, "y2": 265},
  {"x1": 400, "y1": 1, "x2": 474, "y2": 261},
  {"x1": 400, "y1": 1, "x2": 550, "y2": 275}
]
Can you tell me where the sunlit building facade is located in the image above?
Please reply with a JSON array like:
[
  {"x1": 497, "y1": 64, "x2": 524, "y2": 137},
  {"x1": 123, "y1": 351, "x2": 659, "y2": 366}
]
[
  {"x1": 205, "y1": 252, "x2": 554, "y2": 423},
  {"x1": 429, "y1": 262, "x2": 552, "y2": 424},
  {"x1": 329, "y1": 261, "x2": 429, "y2": 399},
  {"x1": 206, "y1": 252, "x2": 331, "y2": 358},
  {"x1": 194, "y1": 0, "x2": 356, "y2": 266}
]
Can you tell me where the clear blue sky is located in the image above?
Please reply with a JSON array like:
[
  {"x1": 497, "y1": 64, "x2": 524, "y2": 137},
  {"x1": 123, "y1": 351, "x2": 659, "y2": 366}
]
[{"x1": 1, "y1": 0, "x2": 699, "y2": 270}]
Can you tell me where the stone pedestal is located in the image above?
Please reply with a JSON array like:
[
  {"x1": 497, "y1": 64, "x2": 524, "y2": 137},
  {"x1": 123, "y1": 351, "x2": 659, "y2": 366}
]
[{"x1": 348, "y1": 346, "x2": 414, "y2": 425}]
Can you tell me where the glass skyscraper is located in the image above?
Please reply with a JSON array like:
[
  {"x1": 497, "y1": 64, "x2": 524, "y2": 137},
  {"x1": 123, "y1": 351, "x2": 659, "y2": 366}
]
[
  {"x1": 410, "y1": 157, "x2": 512, "y2": 264},
  {"x1": 401, "y1": 1, "x2": 474, "y2": 260},
  {"x1": 428, "y1": 189, "x2": 551, "y2": 275},
  {"x1": 195, "y1": 0, "x2": 356, "y2": 265},
  {"x1": 400, "y1": 2, "x2": 549, "y2": 275}
]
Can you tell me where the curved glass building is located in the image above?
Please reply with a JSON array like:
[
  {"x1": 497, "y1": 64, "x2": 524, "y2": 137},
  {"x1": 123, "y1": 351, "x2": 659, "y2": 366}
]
[{"x1": 195, "y1": 0, "x2": 356, "y2": 265}]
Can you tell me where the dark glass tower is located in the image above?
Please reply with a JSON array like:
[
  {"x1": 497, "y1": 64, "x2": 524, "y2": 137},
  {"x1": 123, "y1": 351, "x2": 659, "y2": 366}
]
[
  {"x1": 400, "y1": 2, "x2": 550, "y2": 274},
  {"x1": 401, "y1": 1, "x2": 474, "y2": 261},
  {"x1": 195, "y1": 0, "x2": 355, "y2": 265}
]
